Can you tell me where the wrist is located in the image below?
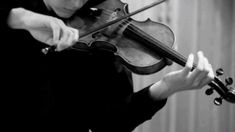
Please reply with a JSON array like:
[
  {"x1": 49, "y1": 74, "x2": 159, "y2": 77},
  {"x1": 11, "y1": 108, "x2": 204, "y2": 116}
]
[{"x1": 149, "y1": 80, "x2": 175, "y2": 100}]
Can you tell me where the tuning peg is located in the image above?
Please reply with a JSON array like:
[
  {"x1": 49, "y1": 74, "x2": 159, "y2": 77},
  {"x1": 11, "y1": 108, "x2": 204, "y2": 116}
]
[
  {"x1": 227, "y1": 87, "x2": 235, "y2": 103},
  {"x1": 216, "y1": 68, "x2": 224, "y2": 76},
  {"x1": 205, "y1": 88, "x2": 214, "y2": 95},
  {"x1": 225, "y1": 77, "x2": 233, "y2": 86},
  {"x1": 229, "y1": 87, "x2": 235, "y2": 94},
  {"x1": 214, "y1": 97, "x2": 223, "y2": 106}
]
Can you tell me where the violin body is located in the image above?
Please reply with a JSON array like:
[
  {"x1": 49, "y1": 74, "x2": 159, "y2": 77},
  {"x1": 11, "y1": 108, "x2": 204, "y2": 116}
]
[{"x1": 68, "y1": 0, "x2": 175, "y2": 75}]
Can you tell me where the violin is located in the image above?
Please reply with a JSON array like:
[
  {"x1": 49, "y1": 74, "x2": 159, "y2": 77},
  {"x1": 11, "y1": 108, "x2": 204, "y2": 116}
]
[{"x1": 42, "y1": 0, "x2": 235, "y2": 105}]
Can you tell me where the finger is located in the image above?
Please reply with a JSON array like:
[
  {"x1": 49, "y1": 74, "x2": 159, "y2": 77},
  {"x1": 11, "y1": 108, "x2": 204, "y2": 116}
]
[
  {"x1": 50, "y1": 22, "x2": 60, "y2": 45},
  {"x1": 57, "y1": 20, "x2": 75, "y2": 51},
  {"x1": 198, "y1": 57, "x2": 210, "y2": 78},
  {"x1": 69, "y1": 27, "x2": 79, "y2": 42},
  {"x1": 192, "y1": 57, "x2": 211, "y2": 87},
  {"x1": 75, "y1": 29, "x2": 79, "y2": 41},
  {"x1": 208, "y1": 64, "x2": 215, "y2": 79},
  {"x1": 201, "y1": 63, "x2": 214, "y2": 85},
  {"x1": 189, "y1": 51, "x2": 205, "y2": 80},
  {"x1": 57, "y1": 29, "x2": 70, "y2": 51},
  {"x1": 203, "y1": 57, "x2": 211, "y2": 76},
  {"x1": 199, "y1": 64, "x2": 214, "y2": 87},
  {"x1": 66, "y1": 30, "x2": 75, "y2": 47},
  {"x1": 182, "y1": 53, "x2": 194, "y2": 75}
]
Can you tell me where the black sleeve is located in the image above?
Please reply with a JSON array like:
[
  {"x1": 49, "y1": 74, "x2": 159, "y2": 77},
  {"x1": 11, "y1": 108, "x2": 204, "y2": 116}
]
[
  {"x1": 0, "y1": 7, "x2": 10, "y2": 30},
  {"x1": 99, "y1": 86, "x2": 167, "y2": 132},
  {"x1": 0, "y1": 1, "x2": 20, "y2": 30},
  {"x1": 117, "y1": 65, "x2": 168, "y2": 132},
  {"x1": 96, "y1": 65, "x2": 167, "y2": 132},
  {"x1": 123, "y1": 85, "x2": 167, "y2": 132}
]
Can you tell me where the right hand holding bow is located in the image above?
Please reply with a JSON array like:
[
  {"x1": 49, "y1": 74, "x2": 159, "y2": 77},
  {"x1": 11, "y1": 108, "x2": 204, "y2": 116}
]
[{"x1": 8, "y1": 8, "x2": 79, "y2": 51}]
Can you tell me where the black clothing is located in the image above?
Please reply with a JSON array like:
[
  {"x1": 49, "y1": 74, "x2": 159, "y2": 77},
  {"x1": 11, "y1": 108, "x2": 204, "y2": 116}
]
[{"x1": 1, "y1": 0, "x2": 167, "y2": 131}]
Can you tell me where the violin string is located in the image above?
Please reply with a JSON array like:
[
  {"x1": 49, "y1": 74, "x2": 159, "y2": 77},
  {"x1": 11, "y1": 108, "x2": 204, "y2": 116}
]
[
  {"x1": 98, "y1": 9, "x2": 113, "y2": 15},
  {"x1": 97, "y1": 7, "x2": 188, "y2": 65},
  {"x1": 120, "y1": 21, "x2": 188, "y2": 66},
  {"x1": 99, "y1": 8, "x2": 114, "y2": 14}
]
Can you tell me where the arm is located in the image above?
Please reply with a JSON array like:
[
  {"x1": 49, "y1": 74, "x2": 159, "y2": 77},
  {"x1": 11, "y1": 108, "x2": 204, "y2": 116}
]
[
  {"x1": 0, "y1": 0, "x2": 78, "y2": 51},
  {"x1": 0, "y1": 1, "x2": 20, "y2": 30},
  {"x1": 7, "y1": 7, "x2": 78, "y2": 51}
]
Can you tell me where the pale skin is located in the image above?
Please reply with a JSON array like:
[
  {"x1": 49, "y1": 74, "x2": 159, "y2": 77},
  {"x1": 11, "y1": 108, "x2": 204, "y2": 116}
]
[{"x1": 7, "y1": 0, "x2": 214, "y2": 100}]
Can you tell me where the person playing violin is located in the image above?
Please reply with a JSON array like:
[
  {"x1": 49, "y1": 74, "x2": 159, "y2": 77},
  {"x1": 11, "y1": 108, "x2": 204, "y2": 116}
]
[{"x1": 1, "y1": 0, "x2": 214, "y2": 131}]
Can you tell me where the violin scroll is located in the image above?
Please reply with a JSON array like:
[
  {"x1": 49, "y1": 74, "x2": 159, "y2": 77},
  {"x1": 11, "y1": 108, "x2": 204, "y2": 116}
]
[{"x1": 205, "y1": 68, "x2": 235, "y2": 106}]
